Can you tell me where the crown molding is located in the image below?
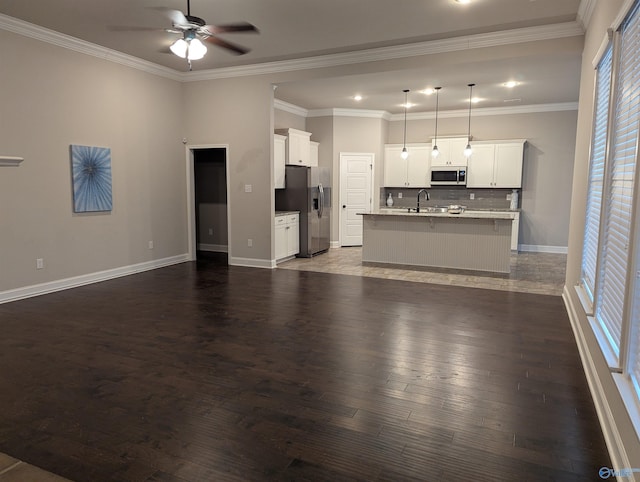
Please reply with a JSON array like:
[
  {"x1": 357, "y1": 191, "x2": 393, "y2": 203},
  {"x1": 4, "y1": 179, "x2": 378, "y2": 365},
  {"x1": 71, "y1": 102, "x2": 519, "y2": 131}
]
[
  {"x1": 577, "y1": 0, "x2": 597, "y2": 29},
  {"x1": 273, "y1": 99, "x2": 309, "y2": 117},
  {"x1": 307, "y1": 108, "x2": 391, "y2": 120},
  {"x1": 182, "y1": 21, "x2": 585, "y2": 82},
  {"x1": 273, "y1": 102, "x2": 392, "y2": 121},
  {"x1": 276, "y1": 98, "x2": 578, "y2": 121},
  {"x1": 387, "y1": 102, "x2": 579, "y2": 121},
  {"x1": 0, "y1": 14, "x2": 182, "y2": 81},
  {"x1": 1, "y1": 13, "x2": 584, "y2": 84}
]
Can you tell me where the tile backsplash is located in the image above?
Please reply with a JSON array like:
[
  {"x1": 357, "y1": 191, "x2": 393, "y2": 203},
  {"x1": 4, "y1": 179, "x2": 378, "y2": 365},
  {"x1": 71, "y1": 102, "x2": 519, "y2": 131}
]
[{"x1": 381, "y1": 187, "x2": 516, "y2": 210}]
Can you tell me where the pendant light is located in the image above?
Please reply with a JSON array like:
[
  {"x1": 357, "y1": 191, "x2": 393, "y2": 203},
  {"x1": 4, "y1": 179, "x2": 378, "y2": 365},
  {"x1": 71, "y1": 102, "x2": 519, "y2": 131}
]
[
  {"x1": 464, "y1": 83, "x2": 475, "y2": 158},
  {"x1": 431, "y1": 87, "x2": 442, "y2": 158},
  {"x1": 401, "y1": 89, "x2": 410, "y2": 160}
]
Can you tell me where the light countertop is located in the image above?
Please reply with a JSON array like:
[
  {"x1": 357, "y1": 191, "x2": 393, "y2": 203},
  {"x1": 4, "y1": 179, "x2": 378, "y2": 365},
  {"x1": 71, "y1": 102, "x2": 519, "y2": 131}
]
[
  {"x1": 275, "y1": 211, "x2": 300, "y2": 216},
  {"x1": 359, "y1": 208, "x2": 518, "y2": 220}
]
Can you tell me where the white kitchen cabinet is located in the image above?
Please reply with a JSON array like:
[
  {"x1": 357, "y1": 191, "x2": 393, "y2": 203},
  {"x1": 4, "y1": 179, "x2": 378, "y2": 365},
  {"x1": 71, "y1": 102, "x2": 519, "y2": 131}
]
[
  {"x1": 275, "y1": 128, "x2": 312, "y2": 166},
  {"x1": 384, "y1": 143, "x2": 431, "y2": 187},
  {"x1": 287, "y1": 214, "x2": 300, "y2": 255},
  {"x1": 274, "y1": 134, "x2": 286, "y2": 189},
  {"x1": 275, "y1": 213, "x2": 300, "y2": 261},
  {"x1": 275, "y1": 215, "x2": 288, "y2": 260},
  {"x1": 467, "y1": 140, "x2": 525, "y2": 188},
  {"x1": 430, "y1": 137, "x2": 469, "y2": 167},
  {"x1": 309, "y1": 141, "x2": 319, "y2": 167}
]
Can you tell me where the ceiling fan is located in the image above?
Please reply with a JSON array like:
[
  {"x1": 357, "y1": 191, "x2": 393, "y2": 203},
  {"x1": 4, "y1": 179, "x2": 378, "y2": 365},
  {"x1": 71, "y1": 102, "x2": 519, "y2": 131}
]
[{"x1": 156, "y1": 0, "x2": 258, "y2": 69}]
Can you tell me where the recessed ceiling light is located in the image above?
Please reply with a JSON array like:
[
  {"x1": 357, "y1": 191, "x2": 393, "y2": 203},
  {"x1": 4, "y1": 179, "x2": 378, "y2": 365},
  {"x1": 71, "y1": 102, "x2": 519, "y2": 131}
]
[
  {"x1": 422, "y1": 88, "x2": 435, "y2": 95},
  {"x1": 353, "y1": 95, "x2": 363, "y2": 101},
  {"x1": 455, "y1": 0, "x2": 472, "y2": 4},
  {"x1": 471, "y1": 97, "x2": 482, "y2": 104},
  {"x1": 503, "y1": 81, "x2": 519, "y2": 88},
  {"x1": 402, "y1": 103, "x2": 416, "y2": 109}
]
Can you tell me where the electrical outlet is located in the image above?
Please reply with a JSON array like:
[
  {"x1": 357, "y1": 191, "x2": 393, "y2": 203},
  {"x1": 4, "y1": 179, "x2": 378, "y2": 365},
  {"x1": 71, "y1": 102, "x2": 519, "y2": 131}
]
[
  {"x1": 398, "y1": 193, "x2": 403, "y2": 199},
  {"x1": 208, "y1": 228, "x2": 213, "y2": 235},
  {"x1": 248, "y1": 238, "x2": 253, "y2": 247},
  {"x1": 469, "y1": 193, "x2": 475, "y2": 200},
  {"x1": 36, "y1": 258, "x2": 44, "y2": 270},
  {"x1": 148, "y1": 241, "x2": 154, "y2": 249},
  {"x1": 245, "y1": 184, "x2": 252, "y2": 193},
  {"x1": 506, "y1": 193, "x2": 512, "y2": 201}
]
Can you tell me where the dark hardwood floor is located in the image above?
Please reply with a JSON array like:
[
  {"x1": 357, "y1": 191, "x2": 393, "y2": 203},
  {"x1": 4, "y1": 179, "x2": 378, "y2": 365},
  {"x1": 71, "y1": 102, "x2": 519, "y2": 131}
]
[{"x1": 0, "y1": 253, "x2": 610, "y2": 481}]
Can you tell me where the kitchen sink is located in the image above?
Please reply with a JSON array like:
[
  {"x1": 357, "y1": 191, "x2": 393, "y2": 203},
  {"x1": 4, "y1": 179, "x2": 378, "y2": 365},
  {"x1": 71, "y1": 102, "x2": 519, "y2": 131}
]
[{"x1": 407, "y1": 206, "x2": 449, "y2": 213}]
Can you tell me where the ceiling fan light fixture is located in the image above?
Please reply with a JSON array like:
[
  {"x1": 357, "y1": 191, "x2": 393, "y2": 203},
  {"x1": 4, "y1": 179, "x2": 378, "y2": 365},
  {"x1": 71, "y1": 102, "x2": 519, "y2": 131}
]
[
  {"x1": 170, "y1": 38, "x2": 188, "y2": 58},
  {"x1": 187, "y1": 37, "x2": 207, "y2": 60}
]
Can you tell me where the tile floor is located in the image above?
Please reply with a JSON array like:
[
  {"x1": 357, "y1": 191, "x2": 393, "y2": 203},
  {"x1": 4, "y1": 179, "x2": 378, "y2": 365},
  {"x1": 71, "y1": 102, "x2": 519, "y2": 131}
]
[{"x1": 278, "y1": 247, "x2": 567, "y2": 296}]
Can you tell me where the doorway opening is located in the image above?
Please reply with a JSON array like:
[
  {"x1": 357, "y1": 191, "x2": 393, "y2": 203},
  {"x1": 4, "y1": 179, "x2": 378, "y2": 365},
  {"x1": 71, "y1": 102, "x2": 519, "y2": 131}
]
[{"x1": 187, "y1": 145, "x2": 230, "y2": 263}]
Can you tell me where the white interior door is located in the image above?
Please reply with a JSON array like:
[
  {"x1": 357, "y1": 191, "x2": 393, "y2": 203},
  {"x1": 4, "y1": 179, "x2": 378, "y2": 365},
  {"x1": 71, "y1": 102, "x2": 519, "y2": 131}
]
[{"x1": 340, "y1": 153, "x2": 374, "y2": 246}]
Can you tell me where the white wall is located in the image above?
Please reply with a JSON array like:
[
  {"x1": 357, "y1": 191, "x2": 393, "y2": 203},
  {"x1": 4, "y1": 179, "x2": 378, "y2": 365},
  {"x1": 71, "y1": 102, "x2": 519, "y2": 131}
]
[
  {"x1": 183, "y1": 76, "x2": 274, "y2": 264},
  {"x1": 0, "y1": 30, "x2": 187, "y2": 295}
]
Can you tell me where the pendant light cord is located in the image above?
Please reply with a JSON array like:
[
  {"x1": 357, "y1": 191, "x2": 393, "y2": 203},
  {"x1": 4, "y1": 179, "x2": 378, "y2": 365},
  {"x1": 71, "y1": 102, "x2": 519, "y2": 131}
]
[
  {"x1": 467, "y1": 83, "x2": 475, "y2": 142},
  {"x1": 434, "y1": 87, "x2": 441, "y2": 143},
  {"x1": 403, "y1": 89, "x2": 409, "y2": 149}
]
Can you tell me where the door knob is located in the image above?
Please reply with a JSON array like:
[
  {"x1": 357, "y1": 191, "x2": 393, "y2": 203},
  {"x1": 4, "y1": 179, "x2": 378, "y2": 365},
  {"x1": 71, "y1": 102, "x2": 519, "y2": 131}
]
[{"x1": 342, "y1": 205, "x2": 346, "y2": 208}]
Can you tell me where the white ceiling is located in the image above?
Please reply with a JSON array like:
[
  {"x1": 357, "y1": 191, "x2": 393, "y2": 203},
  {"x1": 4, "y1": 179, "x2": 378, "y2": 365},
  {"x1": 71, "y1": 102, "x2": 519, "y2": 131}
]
[{"x1": 0, "y1": 0, "x2": 586, "y2": 114}]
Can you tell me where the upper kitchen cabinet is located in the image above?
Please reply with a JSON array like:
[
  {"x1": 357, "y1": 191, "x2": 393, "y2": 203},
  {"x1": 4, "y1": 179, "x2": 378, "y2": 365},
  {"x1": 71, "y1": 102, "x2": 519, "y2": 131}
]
[
  {"x1": 384, "y1": 143, "x2": 431, "y2": 188},
  {"x1": 275, "y1": 128, "x2": 312, "y2": 166},
  {"x1": 466, "y1": 140, "x2": 526, "y2": 188},
  {"x1": 274, "y1": 134, "x2": 286, "y2": 189},
  {"x1": 430, "y1": 137, "x2": 469, "y2": 167},
  {"x1": 310, "y1": 141, "x2": 319, "y2": 167}
]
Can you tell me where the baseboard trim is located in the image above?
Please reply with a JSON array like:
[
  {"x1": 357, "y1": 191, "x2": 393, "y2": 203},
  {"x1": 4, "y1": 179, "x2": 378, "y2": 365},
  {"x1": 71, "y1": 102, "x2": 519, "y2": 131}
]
[
  {"x1": 229, "y1": 256, "x2": 276, "y2": 269},
  {"x1": 0, "y1": 254, "x2": 191, "y2": 305},
  {"x1": 198, "y1": 243, "x2": 228, "y2": 253},
  {"x1": 562, "y1": 286, "x2": 631, "y2": 476},
  {"x1": 519, "y1": 244, "x2": 568, "y2": 254}
]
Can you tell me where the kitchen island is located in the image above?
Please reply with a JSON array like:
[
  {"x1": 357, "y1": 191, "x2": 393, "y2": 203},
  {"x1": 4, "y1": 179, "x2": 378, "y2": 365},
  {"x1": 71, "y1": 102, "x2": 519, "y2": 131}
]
[{"x1": 359, "y1": 209, "x2": 517, "y2": 273}]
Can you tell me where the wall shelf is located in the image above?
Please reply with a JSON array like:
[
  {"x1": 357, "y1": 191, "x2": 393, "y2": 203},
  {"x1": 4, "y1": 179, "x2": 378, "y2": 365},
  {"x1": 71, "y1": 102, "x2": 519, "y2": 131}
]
[{"x1": 0, "y1": 156, "x2": 24, "y2": 167}]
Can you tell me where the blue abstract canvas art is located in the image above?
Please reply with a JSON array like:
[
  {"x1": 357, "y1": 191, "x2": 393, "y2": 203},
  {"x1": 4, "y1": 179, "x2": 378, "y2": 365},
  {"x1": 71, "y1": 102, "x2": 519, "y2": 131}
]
[{"x1": 71, "y1": 145, "x2": 112, "y2": 213}]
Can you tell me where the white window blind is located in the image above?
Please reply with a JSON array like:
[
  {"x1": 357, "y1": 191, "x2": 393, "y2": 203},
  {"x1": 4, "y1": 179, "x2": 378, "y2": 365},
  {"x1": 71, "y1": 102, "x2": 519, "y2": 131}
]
[
  {"x1": 581, "y1": 44, "x2": 613, "y2": 300},
  {"x1": 595, "y1": 1, "x2": 640, "y2": 358},
  {"x1": 632, "y1": 269, "x2": 640, "y2": 399}
]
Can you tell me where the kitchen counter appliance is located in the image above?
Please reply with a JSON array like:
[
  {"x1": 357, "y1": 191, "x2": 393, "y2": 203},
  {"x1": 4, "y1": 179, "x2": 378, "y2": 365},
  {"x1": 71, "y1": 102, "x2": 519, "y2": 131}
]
[{"x1": 430, "y1": 166, "x2": 466, "y2": 186}]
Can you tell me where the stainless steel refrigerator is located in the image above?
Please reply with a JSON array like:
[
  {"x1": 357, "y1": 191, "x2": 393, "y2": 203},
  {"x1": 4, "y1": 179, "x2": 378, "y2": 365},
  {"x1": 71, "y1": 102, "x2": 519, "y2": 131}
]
[{"x1": 275, "y1": 165, "x2": 331, "y2": 257}]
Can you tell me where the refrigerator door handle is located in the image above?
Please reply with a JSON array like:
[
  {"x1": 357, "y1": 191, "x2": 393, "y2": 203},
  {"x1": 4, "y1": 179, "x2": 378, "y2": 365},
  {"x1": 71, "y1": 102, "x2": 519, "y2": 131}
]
[{"x1": 318, "y1": 183, "x2": 324, "y2": 218}]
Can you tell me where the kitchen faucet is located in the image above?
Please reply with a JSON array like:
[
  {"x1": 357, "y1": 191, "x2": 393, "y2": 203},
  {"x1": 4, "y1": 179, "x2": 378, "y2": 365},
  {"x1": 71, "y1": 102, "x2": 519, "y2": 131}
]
[{"x1": 416, "y1": 189, "x2": 430, "y2": 212}]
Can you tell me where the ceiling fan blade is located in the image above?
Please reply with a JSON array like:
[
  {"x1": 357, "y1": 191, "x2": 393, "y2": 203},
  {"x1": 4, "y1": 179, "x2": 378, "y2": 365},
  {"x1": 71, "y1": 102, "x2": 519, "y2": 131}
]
[
  {"x1": 202, "y1": 35, "x2": 250, "y2": 55},
  {"x1": 151, "y1": 7, "x2": 189, "y2": 26},
  {"x1": 202, "y1": 22, "x2": 259, "y2": 34}
]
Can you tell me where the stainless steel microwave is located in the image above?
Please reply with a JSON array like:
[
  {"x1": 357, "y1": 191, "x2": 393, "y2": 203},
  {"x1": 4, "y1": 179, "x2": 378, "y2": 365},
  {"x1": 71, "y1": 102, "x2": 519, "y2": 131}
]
[{"x1": 430, "y1": 166, "x2": 467, "y2": 186}]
